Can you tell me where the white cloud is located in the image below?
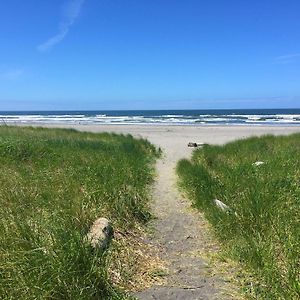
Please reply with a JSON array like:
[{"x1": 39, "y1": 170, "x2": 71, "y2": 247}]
[
  {"x1": 274, "y1": 53, "x2": 300, "y2": 64},
  {"x1": 37, "y1": 0, "x2": 85, "y2": 52},
  {"x1": 0, "y1": 69, "x2": 24, "y2": 80}
]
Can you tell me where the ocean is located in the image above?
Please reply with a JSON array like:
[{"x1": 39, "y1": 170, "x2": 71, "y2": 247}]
[{"x1": 1, "y1": 109, "x2": 300, "y2": 125}]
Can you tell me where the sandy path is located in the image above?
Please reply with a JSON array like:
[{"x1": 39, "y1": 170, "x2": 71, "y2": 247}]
[
  {"x1": 19, "y1": 124, "x2": 300, "y2": 299},
  {"x1": 134, "y1": 148, "x2": 234, "y2": 299},
  {"x1": 131, "y1": 129, "x2": 237, "y2": 299}
]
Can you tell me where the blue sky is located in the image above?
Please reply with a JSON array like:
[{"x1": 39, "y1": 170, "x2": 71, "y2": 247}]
[{"x1": 0, "y1": 0, "x2": 300, "y2": 110}]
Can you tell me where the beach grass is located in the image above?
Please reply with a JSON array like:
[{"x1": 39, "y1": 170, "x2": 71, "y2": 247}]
[
  {"x1": 0, "y1": 126, "x2": 160, "y2": 299},
  {"x1": 177, "y1": 134, "x2": 300, "y2": 299}
]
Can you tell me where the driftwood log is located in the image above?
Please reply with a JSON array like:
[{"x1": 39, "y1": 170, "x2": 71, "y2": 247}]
[
  {"x1": 188, "y1": 142, "x2": 207, "y2": 148},
  {"x1": 213, "y1": 199, "x2": 230, "y2": 212},
  {"x1": 188, "y1": 142, "x2": 198, "y2": 147}
]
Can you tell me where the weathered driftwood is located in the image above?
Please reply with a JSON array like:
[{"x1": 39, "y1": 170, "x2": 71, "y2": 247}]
[
  {"x1": 213, "y1": 199, "x2": 238, "y2": 216},
  {"x1": 213, "y1": 199, "x2": 230, "y2": 212},
  {"x1": 188, "y1": 142, "x2": 207, "y2": 148},
  {"x1": 86, "y1": 217, "x2": 114, "y2": 250},
  {"x1": 188, "y1": 142, "x2": 198, "y2": 147}
]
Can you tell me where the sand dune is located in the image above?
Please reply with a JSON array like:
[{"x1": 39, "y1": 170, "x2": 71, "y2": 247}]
[{"x1": 21, "y1": 124, "x2": 300, "y2": 299}]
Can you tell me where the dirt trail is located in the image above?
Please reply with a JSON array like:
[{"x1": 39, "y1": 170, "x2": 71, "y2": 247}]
[{"x1": 134, "y1": 145, "x2": 239, "y2": 300}]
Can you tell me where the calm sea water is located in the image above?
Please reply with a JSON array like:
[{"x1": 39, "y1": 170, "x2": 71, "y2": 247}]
[{"x1": 1, "y1": 109, "x2": 300, "y2": 125}]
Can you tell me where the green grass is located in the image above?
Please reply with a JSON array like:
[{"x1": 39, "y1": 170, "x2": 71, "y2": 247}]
[
  {"x1": 0, "y1": 126, "x2": 160, "y2": 300},
  {"x1": 177, "y1": 134, "x2": 300, "y2": 299}
]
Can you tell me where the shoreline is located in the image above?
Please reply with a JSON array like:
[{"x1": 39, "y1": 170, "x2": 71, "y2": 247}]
[{"x1": 5, "y1": 122, "x2": 300, "y2": 127}]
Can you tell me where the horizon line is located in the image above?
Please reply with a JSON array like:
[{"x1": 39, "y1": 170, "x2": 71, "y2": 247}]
[{"x1": 1, "y1": 107, "x2": 300, "y2": 112}]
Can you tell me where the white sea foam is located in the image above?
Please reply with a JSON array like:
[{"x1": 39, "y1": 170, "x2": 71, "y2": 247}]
[{"x1": 1, "y1": 112, "x2": 300, "y2": 125}]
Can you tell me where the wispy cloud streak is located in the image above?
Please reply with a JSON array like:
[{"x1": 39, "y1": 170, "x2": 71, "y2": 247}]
[
  {"x1": 274, "y1": 53, "x2": 300, "y2": 64},
  {"x1": 37, "y1": 0, "x2": 85, "y2": 52}
]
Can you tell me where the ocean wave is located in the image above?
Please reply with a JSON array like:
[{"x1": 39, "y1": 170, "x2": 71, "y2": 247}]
[{"x1": 1, "y1": 113, "x2": 300, "y2": 125}]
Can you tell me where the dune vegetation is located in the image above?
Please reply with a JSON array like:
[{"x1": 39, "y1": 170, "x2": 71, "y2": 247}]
[
  {"x1": 177, "y1": 134, "x2": 300, "y2": 299},
  {"x1": 0, "y1": 126, "x2": 160, "y2": 299}
]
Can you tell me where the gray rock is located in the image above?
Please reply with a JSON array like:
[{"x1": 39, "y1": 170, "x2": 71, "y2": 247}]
[{"x1": 86, "y1": 217, "x2": 113, "y2": 249}]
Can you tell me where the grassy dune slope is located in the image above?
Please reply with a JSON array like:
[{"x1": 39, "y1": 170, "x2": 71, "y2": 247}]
[
  {"x1": 0, "y1": 126, "x2": 160, "y2": 299},
  {"x1": 177, "y1": 134, "x2": 300, "y2": 299}
]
